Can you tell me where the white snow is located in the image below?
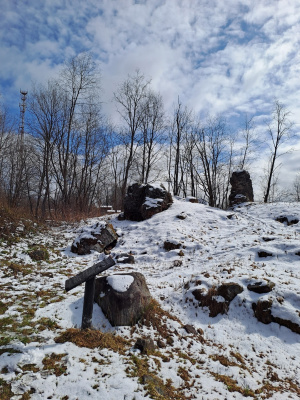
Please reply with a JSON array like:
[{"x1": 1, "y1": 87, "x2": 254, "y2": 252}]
[
  {"x1": 73, "y1": 221, "x2": 106, "y2": 245},
  {"x1": 1, "y1": 199, "x2": 300, "y2": 399},
  {"x1": 106, "y1": 275, "x2": 134, "y2": 292},
  {"x1": 143, "y1": 196, "x2": 163, "y2": 209}
]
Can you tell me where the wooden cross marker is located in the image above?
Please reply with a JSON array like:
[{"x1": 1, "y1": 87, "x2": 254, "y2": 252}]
[{"x1": 65, "y1": 256, "x2": 115, "y2": 329}]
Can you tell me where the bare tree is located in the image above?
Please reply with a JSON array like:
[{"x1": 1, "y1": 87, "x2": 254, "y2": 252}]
[
  {"x1": 138, "y1": 90, "x2": 165, "y2": 184},
  {"x1": 169, "y1": 99, "x2": 193, "y2": 196},
  {"x1": 28, "y1": 80, "x2": 63, "y2": 217},
  {"x1": 114, "y1": 70, "x2": 151, "y2": 200},
  {"x1": 54, "y1": 52, "x2": 99, "y2": 211},
  {"x1": 263, "y1": 100, "x2": 294, "y2": 203},
  {"x1": 293, "y1": 173, "x2": 300, "y2": 201},
  {"x1": 239, "y1": 114, "x2": 257, "y2": 170},
  {"x1": 194, "y1": 116, "x2": 230, "y2": 207}
]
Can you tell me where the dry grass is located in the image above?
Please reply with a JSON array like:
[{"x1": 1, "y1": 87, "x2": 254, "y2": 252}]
[
  {"x1": 55, "y1": 328, "x2": 129, "y2": 354},
  {"x1": 2, "y1": 261, "x2": 33, "y2": 277},
  {"x1": 20, "y1": 363, "x2": 40, "y2": 373},
  {"x1": 0, "y1": 204, "x2": 39, "y2": 242},
  {"x1": 140, "y1": 299, "x2": 181, "y2": 341},
  {"x1": 42, "y1": 353, "x2": 67, "y2": 377},
  {"x1": 212, "y1": 373, "x2": 255, "y2": 397},
  {"x1": 210, "y1": 354, "x2": 240, "y2": 368},
  {"x1": 0, "y1": 378, "x2": 13, "y2": 400},
  {"x1": 127, "y1": 354, "x2": 188, "y2": 400}
]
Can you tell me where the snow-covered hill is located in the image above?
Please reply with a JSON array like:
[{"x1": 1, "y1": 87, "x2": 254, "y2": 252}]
[{"x1": 0, "y1": 200, "x2": 300, "y2": 399}]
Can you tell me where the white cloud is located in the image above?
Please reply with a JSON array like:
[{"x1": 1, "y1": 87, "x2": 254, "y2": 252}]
[{"x1": 1, "y1": 0, "x2": 300, "y2": 194}]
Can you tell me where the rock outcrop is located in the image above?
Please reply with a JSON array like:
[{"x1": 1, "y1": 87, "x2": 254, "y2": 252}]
[
  {"x1": 229, "y1": 170, "x2": 254, "y2": 207},
  {"x1": 247, "y1": 281, "x2": 275, "y2": 293},
  {"x1": 71, "y1": 222, "x2": 118, "y2": 255},
  {"x1": 252, "y1": 299, "x2": 300, "y2": 334},
  {"x1": 192, "y1": 282, "x2": 243, "y2": 317},
  {"x1": 94, "y1": 272, "x2": 152, "y2": 326},
  {"x1": 124, "y1": 183, "x2": 173, "y2": 221}
]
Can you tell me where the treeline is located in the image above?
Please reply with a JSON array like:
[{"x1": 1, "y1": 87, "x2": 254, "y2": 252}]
[{"x1": 0, "y1": 53, "x2": 297, "y2": 219}]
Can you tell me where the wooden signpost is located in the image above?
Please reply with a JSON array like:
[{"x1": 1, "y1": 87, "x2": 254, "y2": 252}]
[{"x1": 65, "y1": 256, "x2": 116, "y2": 329}]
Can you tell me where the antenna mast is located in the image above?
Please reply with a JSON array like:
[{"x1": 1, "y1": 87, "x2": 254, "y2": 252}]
[{"x1": 19, "y1": 89, "x2": 28, "y2": 140}]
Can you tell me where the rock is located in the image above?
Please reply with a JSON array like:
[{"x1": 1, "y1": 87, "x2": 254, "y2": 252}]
[
  {"x1": 217, "y1": 282, "x2": 244, "y2": 302},
  {"x1": 229, "y1": 170, "x2": 254, "y2": 207},
  {"x1": 117, "y1": 212, "x2": 125, "y2": 221},
  {"x1": 94, "y1": 272, "x2": 151, "y2": 326},
  {"x1": 197, "y1": 328, "x2": 204, "y2": 336},
  {"x1": 156, "y1": 339, "x2": 166, "y2": 348},
  {"x1": 115, "y1": 253, "x2": 135, "y2": 264},
  {"x1": 186, "y1": 196, "x2": 198, "y2": 203},
  {"x1": 252, "y1": 300, "x2": 273, "y2": 324},
  {"x1": 183, "y1": 324, "x2": 197, "y2": 335},
  {"x1": 134, "y1": 337, "x2": 156, "y2": 354},
  {"x1": 28, "y1": 247, "x2": 49, "y2": 261},
  {"x1": 258, "y1": 251, "x2": 273, "y2": 258},
  {"x1": 262, "y1": 237, "x2": 275, "y2": 242},
  {"x1": 71, "y1": 222, "x2": 118, "y2": 255},
  {"x1": 141, "y1": 375, "x2": 165, "y2": 396},
  {"x1": 272, "y1": 315, "x2": 300, "y2": 334},
  {"x1": 252, "y1": 299, "x2": 300, "y2": 334},
  {"x1": 176, "y1": 212, "x2": 187, "y2": 220},
  {"x1": 247, "y1": 281, "x2": 275, "y2": 293},
  {"x1": 276, "y1": 216, "x2": 299, "y2": 226},
  {"x1": 193, "y1": 282, "x2": 243, "y2": 317},
  {"x1": 226, "y1": 214, "x2": 236, "y2": 220},
  {"x1": 192, "y1": 288, "x2": 229, "y2": 317},
  {"x1": 163, "y1": 240, "x2": 181, "y2": 251},
  {"x1": 124, "y1": 183, "x2": 173, "y2": 221}
]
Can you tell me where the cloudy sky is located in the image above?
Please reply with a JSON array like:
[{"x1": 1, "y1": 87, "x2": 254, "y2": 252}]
[{"x1": 1, "y1": 0, "x2": 300, "y2": 196}]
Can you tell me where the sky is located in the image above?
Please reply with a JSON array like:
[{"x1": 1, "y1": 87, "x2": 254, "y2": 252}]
[{"x1": 1, "y1": 0, "x2": 300, "y2": 197}]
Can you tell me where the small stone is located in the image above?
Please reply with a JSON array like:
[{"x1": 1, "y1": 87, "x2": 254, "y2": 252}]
[
  {"x1": 226, "y1": 214, "x2": 235, "y2": 220},
  {"x1": 183, "y1": 324, "x2": 197, "y2": 335},
  {"x1": 176, "y1": 213, "x2": 187, "y2": 220},
  {"x1": 134, "y1": 337, "x2": 156, "y2": 354},
  {"x1": 117, "y1": 212, "x2": 125, "y2": 221},
  {"x1": 163, "y1": 240, "x2": 181, "y2": 251},
  {"x1": 247, "y1": 281, "x2": 275, "y2": 293},
  {"x1": 258, "y1": 251, "x2": 272, "y2": 258},
  {"x1": 262, "y1": 237, "x2": 275, "y2": 242},
  {"x1": 252, "y1": 300, "x2": 273, "y2": 324},
  {"x1": 217, "y1": 282, "x2": 244, "y2": 302},
  {"x1": 178, "y1": 250, "x2": 185, "y2": 257},
  {"x1": 197, "y1": 328, "x2": 204, "y2": 336},
  {"x1": 116, "y1": 253, "x2": 135, "y2": 264},
  {"x1": 157, "y1": 339, "x2": 166, "y2": 348}
]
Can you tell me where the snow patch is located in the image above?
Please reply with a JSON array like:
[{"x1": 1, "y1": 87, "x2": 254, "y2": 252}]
[{"x1": 107, "y1": 275, "x2": 134, "y2": 292}]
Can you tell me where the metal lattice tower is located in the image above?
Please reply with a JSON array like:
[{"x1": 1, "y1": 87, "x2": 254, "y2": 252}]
[{"x1": 19, "y1": 89, "x2": 28, "y2": 140}]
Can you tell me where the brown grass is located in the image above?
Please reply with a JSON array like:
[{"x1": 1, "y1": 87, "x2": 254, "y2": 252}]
[
  {"x1": 127, "y1": 354, "x2": 188, "y2": 400},
  {"x1": 55, "y1": 328, "x2": 129, "y2": 354},
  {"x1": 0, "y1": 378, "x2": 13, "y2": 400},
  {"x1": 20, "y1": 363, "x2": 40, "y2": 373},
  {"x1": 42, "y1": 353, "x2": 67, "y2": 377},
  {"x1": 210, "y1": 354, "x2": 240, "y2": 368},
  {"x1": 0, "y1": 204, "x2": 39, "y2": 241},
  {"x1": 211, "y1": 373, "x2": 255, "y2": 397},
  {"x1": 140, "y1": 299, "x2": 181, "y2": 341}
]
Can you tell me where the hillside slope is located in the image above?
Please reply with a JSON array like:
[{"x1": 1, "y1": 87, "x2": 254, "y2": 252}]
[{"x1": 0, "y1": 200, "x2": 300, "y2": 399}]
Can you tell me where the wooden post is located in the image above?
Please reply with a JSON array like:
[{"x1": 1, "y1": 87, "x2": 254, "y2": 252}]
[
  {"x1": 65, "y1": 256, "x2": 115, "y2": 292},
  {"x1": 65, "y1": 256, "x2": 116, "y2": 330},
  {"x1": 81, "y1": 276, "x2": 96, "y2": 329}
]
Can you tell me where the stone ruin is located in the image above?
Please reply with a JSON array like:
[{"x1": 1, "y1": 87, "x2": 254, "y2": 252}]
[
  {"x1": 229, "y1": 170, "x2": 254, "y2": 207},
  {"x1": 123, "y1": 183, "x2": 173, "y2": 221}
]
